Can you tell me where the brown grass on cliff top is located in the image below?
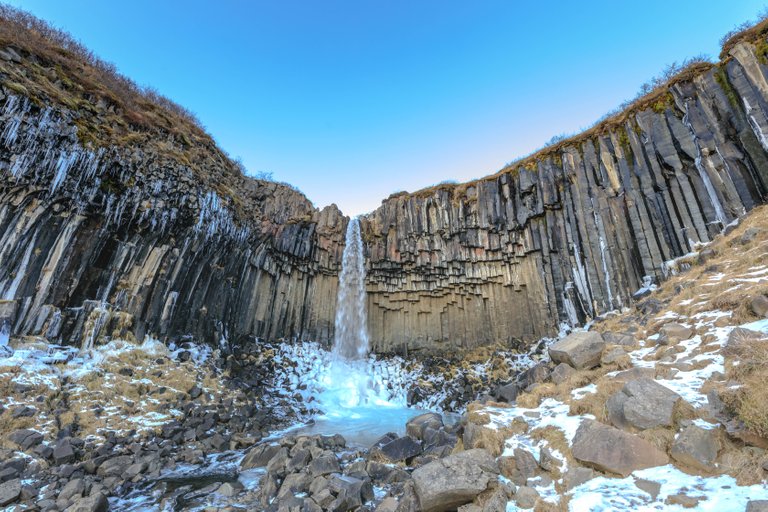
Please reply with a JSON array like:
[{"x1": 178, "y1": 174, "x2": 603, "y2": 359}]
[
  {"x1": 0, "y1": 4, "x2": 294, "y2": 220},
  {"x1": 0, "y1": 5, "x2": 205, "y2": 144}
]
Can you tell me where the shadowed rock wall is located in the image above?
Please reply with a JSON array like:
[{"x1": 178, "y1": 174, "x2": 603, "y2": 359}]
[
  {"x1": 360, "y1": 42, "x2": 768, "y2": 353},
  {"x1": 0, "y1": 92, "x2": 347, "y2": 348}
]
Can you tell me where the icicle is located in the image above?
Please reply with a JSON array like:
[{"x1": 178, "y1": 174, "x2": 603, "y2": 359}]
[{"x1": 683, "y1": 102, "x2": 727, "y2": 226}]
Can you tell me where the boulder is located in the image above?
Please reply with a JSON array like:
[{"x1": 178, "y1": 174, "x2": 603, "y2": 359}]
[
  {"x1": 602, "y1": 332, "x2": 636, "y2": 347},
  {"x1": 0, "y1": 478, "x2": 20, "y2": 506},
  {"x1": 241, "y1": 443, "x2": 281, "y2": 469},
  {"x1": 571, "y1": 420, "x2": 669, "y2": 477},
  {"x1": 218, "y1": 481, "x2": 244, "y2": 497},
  {"x1": 493, "y1": 383, "x2": 518, "y2": 403},
  {"x1": 750, "y1": 295, "x2": 768, "y2": 318},
  {"x1": 53, "y1": 438, "x2": 76, "y2": 465},
  {"x1": 8, "y1": 429, "x2": 43, "y2": 450},
  {"x1": 747, "y1": 501, "x2": 768, "y2": 512},
  {"x1": 96, "y1": 455, "x2": 134, "y2": 478},
  {"x1": 58, "y1": 478, "x2": 86, "y2": 501},
  {"x1": 513, "y1": 486, "x2": 539, "y2": 509},
  {"x1": 309, "y1": 455, "x2": 341, "y2": 477},
  {"x1": 607, "y1": 378, "x2": 683, "y2": 430},
  {"x1": 406, "y1": 413, "x2": 444, "y2": 440},
  {"x1": 412, "y1": 449, "x2": 499, "y2": 512},
  {"x1": 657, "y1": 323, "x2": 693, "y2": 345},
  {"x1": 550, "y1": 363, "x2": 576, "y2": 385},
  {"x1": 548, "y1": 331, "x2": 605, "y2": 370},
  {"x1": 375, "y1": 497, "x2": 399, "y2": 512},
  {"x1": 371, "y1": 435, "x2": 422, "y2": 463},
  {"x1": 328, "y1": 475, "x2": 373, "y2": 509},
  {"x1": 462, "y1": 421, "x2": 513, "y2": 457},
  {"x1": 670, "y1": 425, "x2": 720, "y2": 473},
  {"x1": 563, "y1": 467, "x2": 596, "y2": 491},
  {"x1": 63, "y1": 492, "x2": 109, "y2": 512}
]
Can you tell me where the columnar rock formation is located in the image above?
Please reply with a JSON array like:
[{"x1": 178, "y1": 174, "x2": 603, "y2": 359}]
[
  {"x1": 0, "y1": 91, "x2": 347, "y2": 348},
  {"x1": 361, "y1": 41, "x2": 768, "y2": 353},
  {"x1": 3, "y1": 24, "x2": 768, "y2": 354}
]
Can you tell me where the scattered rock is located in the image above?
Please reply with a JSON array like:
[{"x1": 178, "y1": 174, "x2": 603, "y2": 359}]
[
  {"x1": 412, "y1": 449, "x2": 499, "y2": 512},
  {"x1": 607, "y1": 378, "x2": 683, "y2": 430},
  {"x1": 563, "y1": 467, "x2": 595, "y2": 491},
  {"x1": 406, "y1": 413, "x2": 444, "y2": 440},
  {"x1": 571, "y1": 420, "x2": 669, "y2": 477},
  {"x1": 548, "y1": 331, "x2": 605, "y2": 370},
  {"x1": 550, "y1": 363, "x2": 576, "y2": 385},
  {"x1": 0, "y1": 478, "x2": 20, "y2": 507},
  {"x1": 666, "y1": 493, "x2": 703, "y2": 508},
  {"x1": 751, "y1": 295, "x2": 768, "y2": 318},
  {"x1": 513, "y1": 486, "x2": 539, "y2": 509},
  {"x1": 670, "y1": 425, "x2": 721, "y2": 473},
  {"x1": 657, "y1": 323, "x2": 693, "y2": 345},
  {"x1": 633, "y1": 478, "x2": 661, "y2": 499}
]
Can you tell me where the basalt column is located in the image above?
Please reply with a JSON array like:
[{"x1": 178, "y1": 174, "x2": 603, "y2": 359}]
[{"x1": 360, "y1": 41, "x2": 768, "y2": 354}]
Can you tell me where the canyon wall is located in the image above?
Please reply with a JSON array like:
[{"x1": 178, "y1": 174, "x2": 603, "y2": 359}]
[
  {"x1": 361, "y1": 42, "x2": 768, "y2": 353},
  {"x1": 0, "y1": 91, "x2": 347, "y2": 349},
  {"x1": 3, "y1": 34, "x2": 768, "y2": 355}
]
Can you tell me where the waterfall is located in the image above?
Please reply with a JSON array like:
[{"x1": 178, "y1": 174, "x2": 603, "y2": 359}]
[
  {"x1": 332, "y1": 218, "x2": 369, "y2": 360},
  {"x1": 308, "y1": 217, "x2": 406, "y2": 416}
]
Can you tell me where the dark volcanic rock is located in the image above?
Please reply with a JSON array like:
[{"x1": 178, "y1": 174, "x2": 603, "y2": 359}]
[{"x1": 411, "y1": 449, "x2": 499, "y2": 512}]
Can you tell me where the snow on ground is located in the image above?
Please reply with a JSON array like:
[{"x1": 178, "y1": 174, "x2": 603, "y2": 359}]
[
  {"x1": 0, "y1": 336, "x2": 221, "y2": 441},
  {"x1": 568, "y1": 465, "x2": 768, "y2": 512},
  {"x1": 479, "y1": 309, "x2": 768, "y2": 511}
]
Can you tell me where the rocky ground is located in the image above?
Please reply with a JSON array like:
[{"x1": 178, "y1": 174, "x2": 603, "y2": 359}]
[
  {"x1": 0, "y1": 316, "x2": 547, "y2": 510},
  {"x1": 1, "y1": 208, "x2": 768, "y2": 511}
]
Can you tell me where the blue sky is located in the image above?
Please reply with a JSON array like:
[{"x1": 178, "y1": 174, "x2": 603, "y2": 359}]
[{"x1": 7, "y1": 1, "x2": 767, "y2": 215}]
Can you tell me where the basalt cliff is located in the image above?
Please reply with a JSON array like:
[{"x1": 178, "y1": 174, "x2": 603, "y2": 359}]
[
  {"x1": 0, "y1": 37, "x2": 348, "y2": 348},
  {"x1": 360, "y1": 42, "x2": 768, "y2": 353},
  {"x1": 2, "y1": 22, "x2": 768, "y2": 354}
]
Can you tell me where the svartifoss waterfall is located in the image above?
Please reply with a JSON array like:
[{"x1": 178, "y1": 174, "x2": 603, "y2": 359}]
[
  {"x1": 332, "y1": 218, "x2": 369, "y2": 360},
  {"x1": 295, "y1": 218, "x2": 419, "y2": 445}
]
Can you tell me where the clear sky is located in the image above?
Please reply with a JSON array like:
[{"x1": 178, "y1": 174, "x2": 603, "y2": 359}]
[{"x1": 6, "y1": 1, "x2": 767, "y2": 215}]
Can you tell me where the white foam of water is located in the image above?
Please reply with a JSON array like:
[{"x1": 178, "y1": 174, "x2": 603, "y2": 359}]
[{"x1": 333, "y1": 218, "x2": 369, "y2": 361}]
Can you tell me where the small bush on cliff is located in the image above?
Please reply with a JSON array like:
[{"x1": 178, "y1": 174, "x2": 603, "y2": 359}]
[{"x1": 720, "y1": 7, "x2": 768, "y2": 59}]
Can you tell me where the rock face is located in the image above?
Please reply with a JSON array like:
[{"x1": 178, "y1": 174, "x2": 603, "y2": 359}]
[
  {"x1": 0, "y1": 85, "x2": 346, "y2": 349},
  {"x1": 571, "y1": 420, "x2": 669, "y2": 477},
  {"x1": 3, "y1": 36, "x2": 768, "y2": 353},
  {"x1": 411, "y1": 449, "x2": 499, "y2": 512},
  {"x1": 360, "y1": 41, "x2": 768, "y2": 352}
]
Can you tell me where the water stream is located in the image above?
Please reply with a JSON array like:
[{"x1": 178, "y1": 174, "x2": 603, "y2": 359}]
[{"x1": 295, "y1": 217, "x2": 420, "y2": 446}]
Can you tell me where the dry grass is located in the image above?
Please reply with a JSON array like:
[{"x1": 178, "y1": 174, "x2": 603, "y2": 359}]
[
  {"x1": 567, "y1": 378, "x2": 624, "y2": 423},
  {"x1": 529, "y1": 426, "x2": 573, "y2": 481},
  {"x1": 637, "y1": 427, "x2": 676, "y2": 454},
  {"x1": 718, "y1": 442, "x2": 768, "y2": 486},
  {"x1": 719, "y1": 335, "x2": 768, "y2": 439},
  {"x1": 0, "y1": 4, "x2": 304, "y2": 223}
]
